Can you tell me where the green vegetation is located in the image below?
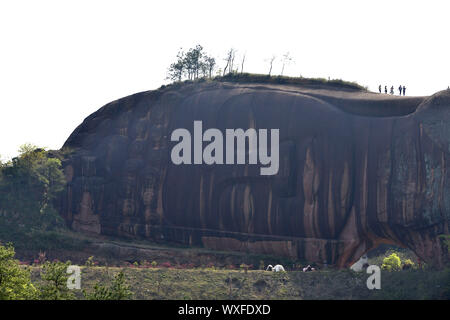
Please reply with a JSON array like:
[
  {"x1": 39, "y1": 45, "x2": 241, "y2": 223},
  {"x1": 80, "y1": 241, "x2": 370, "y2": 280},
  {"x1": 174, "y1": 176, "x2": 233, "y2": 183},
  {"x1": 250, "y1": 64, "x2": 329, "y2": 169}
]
[
  {"x1": 167, "y1": 45, "x2": 216, "y2": 81},
  {"x1": 381, "y1": 253, "x2": 402, "y2": 271},
  {"x1": 39, "y1": 260, "x2": 75, "y2": 300},
  {"x1": 0, "y1": 242, "x2": 135, "y2": 300},
  {"x1": 162, "y1": 72, "x2": 366, "y2": 92},
  {"x1": 0, "y1": 243, "x2": 37, "y2": 299},
  {"x1": 439, "y1": 234, "x2": 450, "y2": 253},
  {"x1": 370, "y1": 247, "x2": 423, "y2": 271},
  {"x1": 0, "y1": 144, "x2": 65, "y2": 231},
  {"x1": 83, "y1": 271, "x2": 132, "y2": 300},
  {"x1": 1, "y1": 242, "x2": 449, "y2": 300},
  {"x1": 166, "y1": 44, "x2": 366, "y2": 91},
  {"x1": 368, "y1": 246, "x2": 419, "y2": 267},
  {"x1": 29, "y1": 265, "x2": 450, "y2": 300},
  {"x1": 84, "y1": 256, "x2": 96, "y2": 267},
  {"x1": 216, "y1": 72, "x2": 367, "y2": 91},
  {"x1": 403, "y1": 259, "x2": 415, "y2": 270},
  {"x1": 0, "y1": 144, "x2": 89, "y2": 251}
]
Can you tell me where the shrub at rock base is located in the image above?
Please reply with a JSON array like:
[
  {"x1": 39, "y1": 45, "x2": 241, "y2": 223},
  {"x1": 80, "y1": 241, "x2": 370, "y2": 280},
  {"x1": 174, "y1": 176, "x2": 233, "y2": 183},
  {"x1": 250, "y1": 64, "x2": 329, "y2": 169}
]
[{"x1": 382, "y1": 253, "x2": 402, "y2": 271}]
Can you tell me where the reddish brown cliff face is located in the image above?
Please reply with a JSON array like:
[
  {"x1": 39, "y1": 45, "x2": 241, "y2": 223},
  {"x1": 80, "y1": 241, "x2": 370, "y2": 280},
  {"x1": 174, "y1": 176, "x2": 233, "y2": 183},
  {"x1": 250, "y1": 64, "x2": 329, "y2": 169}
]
[{"x1": 59, "y1": 81, "x2": 450, "y2": 267}]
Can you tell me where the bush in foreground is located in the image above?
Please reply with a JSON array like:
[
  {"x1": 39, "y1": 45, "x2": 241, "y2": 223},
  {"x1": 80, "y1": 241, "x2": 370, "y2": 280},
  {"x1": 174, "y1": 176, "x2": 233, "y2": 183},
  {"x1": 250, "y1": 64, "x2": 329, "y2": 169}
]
[
  {"x1": 381, "y1": 253, "x2": 402, "y2": 271},
  {"x1": 0, "y1": 243, "x2": 37, "y2": 300},
  {"x1": 83, "y1": 271, "x2": 132, "y2": 300},
  {"x1": 39, "y1": 260, "x2": 75, "y2": 300}
]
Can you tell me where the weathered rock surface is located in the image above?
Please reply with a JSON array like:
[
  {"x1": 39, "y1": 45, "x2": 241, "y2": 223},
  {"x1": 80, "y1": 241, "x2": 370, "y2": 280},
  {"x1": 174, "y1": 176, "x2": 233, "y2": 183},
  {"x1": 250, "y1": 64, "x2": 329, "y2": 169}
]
[{"x1": 59, "y1": 80, "x2": 450, "y2": 267}]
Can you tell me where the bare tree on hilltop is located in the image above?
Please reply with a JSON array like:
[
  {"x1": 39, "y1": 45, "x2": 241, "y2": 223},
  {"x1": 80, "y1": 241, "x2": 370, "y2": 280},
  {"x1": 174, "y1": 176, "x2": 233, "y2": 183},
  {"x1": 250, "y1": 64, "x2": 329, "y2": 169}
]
[
  {"x1": 240, "y1": 53, "x2": 246, "y2": 73},
  {"x1": 167, "y1": 46, "x2": 297, "y2": 81},
  {"x1": 203, "y1": 56, "x2": 216, "y2": 78},
  {"x1": 222, "y1": 48, "x2": 236, "y2": 76},
  {"x1": 266, "y1": 55, "x2": 276, "y2": 76},
  {"x1": 281, "y1": 52, "x2": 293, "y2": 76}
]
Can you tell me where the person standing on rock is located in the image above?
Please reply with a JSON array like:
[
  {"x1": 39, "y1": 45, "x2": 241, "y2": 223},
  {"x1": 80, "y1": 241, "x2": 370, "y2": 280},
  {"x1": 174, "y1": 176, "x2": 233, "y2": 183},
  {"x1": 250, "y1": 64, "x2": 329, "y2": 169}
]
[
  {"x1": 379, "y1": 85, "x2": 382, "y2": 93},
  {"x1": 402, "y1": 85, "x2": 406, "y2": 96},
  {"x1": 398, "y1": 85, "x2": 402, "y2": 95},
  {"x1": 385, "y1": 86, "x2": 388, "y2": 94},
  {"x1": 390, "y1": 86, "x2": 394, "y2": 95}
]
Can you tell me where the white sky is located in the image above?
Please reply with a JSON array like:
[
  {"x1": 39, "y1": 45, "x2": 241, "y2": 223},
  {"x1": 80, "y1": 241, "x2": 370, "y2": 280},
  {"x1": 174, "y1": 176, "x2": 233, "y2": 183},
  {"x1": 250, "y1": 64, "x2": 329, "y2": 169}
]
[{"x1": 1, "y1": 0, "x2": 449, "y2": 160}]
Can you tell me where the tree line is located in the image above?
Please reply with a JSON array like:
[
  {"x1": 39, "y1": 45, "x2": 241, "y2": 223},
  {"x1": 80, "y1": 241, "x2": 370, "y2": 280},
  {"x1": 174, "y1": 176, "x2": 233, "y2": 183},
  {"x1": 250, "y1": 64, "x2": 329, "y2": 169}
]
[
  {"x1": 166, "y1": 44, "x2": 295, "y2": 82},
  {"x1": 0, "y1": 145, "x2": 133, "y2": 300},
  {"x1": 0, "y1": 144, "x2": 66, "y2": 235},
  {"x1": 0, "y1": 242, "x2": 132, "y2": 300}
]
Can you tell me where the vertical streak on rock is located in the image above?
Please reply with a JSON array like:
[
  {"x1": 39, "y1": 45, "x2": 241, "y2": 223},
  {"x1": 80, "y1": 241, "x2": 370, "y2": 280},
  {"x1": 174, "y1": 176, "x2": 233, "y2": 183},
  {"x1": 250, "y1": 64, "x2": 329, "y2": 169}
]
[
  {"x1": 72, "y1": 192, "x2": 101, "y2": 234},
  {"x1": 243, "y1": 184, "x2": 254, "y2": 233},
  {"x1": 355, "y1": 120, "x2": 370, "y2": 240},
  {"x1": 313, "y1": 191, "x2": 321, "y2": 239},
  {"x1": 328, "y1": 171, "x2": 335, "y2": 237},
  {"x1": 439, "y1": 151, "x2": 445, "y2": 220},
  {"x1": 312, "y1": 152, "x2": 321, "y2": 238},
  {"x1": 341, "y1": 162, "x2": 350, "y2": 223},
  {"x1": 303, "y1": 147, "x2": 315, "y2": 238},
  {"x1": 199, "y1": 174, "x2": 205, "y2": 229},
  {"x1": 230, "y1": 184, "x2": 236, "y2": 231},
  {"x1": 207, "y1": 173, "x2": 215, "y2": 229},
  {"x1": 376, "y1": 148, "x2": 390, "y2": 224},
  {"x1": 156, "y1": 167, "x2": 166, "y2": 226},
  {"x1": 267, "y1": 189, "x2": 273, "y2": 234}
]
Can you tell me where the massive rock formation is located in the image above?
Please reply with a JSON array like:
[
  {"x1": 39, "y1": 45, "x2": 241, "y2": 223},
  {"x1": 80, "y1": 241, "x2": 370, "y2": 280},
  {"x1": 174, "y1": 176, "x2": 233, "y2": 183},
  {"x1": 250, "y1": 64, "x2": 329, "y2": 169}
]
[{"x1": 59, "y1": 79, "x2": 450, "y2": 267}]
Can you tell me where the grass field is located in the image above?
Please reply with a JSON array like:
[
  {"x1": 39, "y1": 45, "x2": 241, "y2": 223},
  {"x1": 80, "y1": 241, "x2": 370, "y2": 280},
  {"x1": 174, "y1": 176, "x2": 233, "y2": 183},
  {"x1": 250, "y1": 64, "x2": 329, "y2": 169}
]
[
  {"x1": 3, "y1": 225, "x2": 448, "y2": 300},
  {"x1": 29, "y1": 265, "x2": 450, "y2": 300}
]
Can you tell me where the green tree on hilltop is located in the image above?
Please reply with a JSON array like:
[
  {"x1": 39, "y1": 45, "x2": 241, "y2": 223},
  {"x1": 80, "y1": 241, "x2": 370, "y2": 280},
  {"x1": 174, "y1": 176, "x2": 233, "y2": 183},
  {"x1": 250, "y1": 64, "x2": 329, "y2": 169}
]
[
  {"x1": 167, "y1": 45, "x2": 217, "y2": 82},
  {"x1": 167, "y1": 49, "x2": 185, "y2": 82}
]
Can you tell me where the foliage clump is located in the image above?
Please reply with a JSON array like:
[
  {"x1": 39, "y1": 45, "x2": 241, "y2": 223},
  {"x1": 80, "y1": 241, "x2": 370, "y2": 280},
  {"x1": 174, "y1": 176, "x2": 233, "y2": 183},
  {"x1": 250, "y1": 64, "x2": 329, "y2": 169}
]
[
  {"x1": 381, "y1": 253, "x2": 402, "y2": 271},
  {"x1": 167, "y1": 45, "x2": 216, "y2": 82},
  {"x1": 0, "y1": 243, "x2": 37, "y2": 300},
  {"x1": 84, "y1": 256, "x2": 98, "y2": 268},
  {"x1": 39, "y1": 260, "x2": 75, "y2": 300},
  {"x1": 402, "y1": 259, "x2": 415, "y2": 270},
  {"x1": 0, "y1": 144, "x2": 67, "y2": 249},
  {"x1": 83, "y1": 271, "x2": 132, "y2": 300}
]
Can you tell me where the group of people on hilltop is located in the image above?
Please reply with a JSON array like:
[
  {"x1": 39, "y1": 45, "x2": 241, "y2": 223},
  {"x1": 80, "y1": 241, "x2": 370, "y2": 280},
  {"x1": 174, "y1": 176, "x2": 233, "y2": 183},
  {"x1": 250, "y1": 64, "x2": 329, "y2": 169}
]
[{"x1": 379, "y1": 84, "x2": 406, "y2": 96}]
